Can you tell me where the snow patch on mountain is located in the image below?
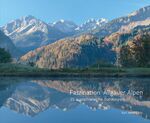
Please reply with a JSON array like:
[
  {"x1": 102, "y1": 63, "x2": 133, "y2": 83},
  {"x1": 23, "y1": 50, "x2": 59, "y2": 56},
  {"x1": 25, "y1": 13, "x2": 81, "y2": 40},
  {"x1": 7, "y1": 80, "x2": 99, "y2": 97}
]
[{"x1": 75, "y1": 18, "x2": 108, "y2": 32}]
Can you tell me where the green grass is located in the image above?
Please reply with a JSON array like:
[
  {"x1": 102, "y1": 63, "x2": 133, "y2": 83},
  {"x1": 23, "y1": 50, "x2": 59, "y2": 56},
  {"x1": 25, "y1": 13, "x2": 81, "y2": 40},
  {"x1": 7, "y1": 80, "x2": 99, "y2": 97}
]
[
  {"x1": 0, "y1": 63, "x2": 150, "y2": 77},
  {"x1": 0, "y1": 63, "x2": 50, "y2": 75},
  {"x1": 125, "y1": 68, "x2": 150, "y2": 75},
  {"x1": 59, "y1": 67, "x2": 125, "y2": 73}
]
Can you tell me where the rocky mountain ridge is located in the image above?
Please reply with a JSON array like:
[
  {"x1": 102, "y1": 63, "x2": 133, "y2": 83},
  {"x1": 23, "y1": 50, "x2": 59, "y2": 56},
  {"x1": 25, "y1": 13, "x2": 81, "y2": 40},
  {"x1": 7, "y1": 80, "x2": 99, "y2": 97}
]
[
  {"x1": 94, "y1": 5, "x2": 150, "y2": 37},
  {"x1": 1, "y1": 16, "x2": 108, "y2": 53},
  {"x1": 0, "y1": 31, "x2": 21, "y2": 58}
]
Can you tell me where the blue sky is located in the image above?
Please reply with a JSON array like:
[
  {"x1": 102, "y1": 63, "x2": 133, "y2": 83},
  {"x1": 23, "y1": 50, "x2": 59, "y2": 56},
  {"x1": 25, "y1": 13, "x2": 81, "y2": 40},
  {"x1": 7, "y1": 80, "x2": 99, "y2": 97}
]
[{"x1": 0, "y1": 0, "x2": 150, "y2": 26}]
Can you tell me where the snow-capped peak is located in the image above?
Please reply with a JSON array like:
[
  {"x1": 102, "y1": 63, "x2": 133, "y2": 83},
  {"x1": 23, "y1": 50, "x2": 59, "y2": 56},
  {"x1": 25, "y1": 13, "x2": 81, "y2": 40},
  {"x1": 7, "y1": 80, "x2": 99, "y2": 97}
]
[
  {"x1": 22, "y1": 15, "x2": 35, "y2": 21},
  {"x1": 2, "y1": 15, "x2": 50, "y2": 36},
  {"x1": 96, "y1": 18, "x2": 108, "y2": 25},
  {"x1": 53, "y1": 19, "x2": 65, "y2": 25},
  {"x1": 60, "y1": 19, "x2": 65, "y2": 23},
  {"x1": 87, "y1": 18, "x2": 95, "y2": 23},
  {"x1": 99, "y1": 18, "x2": 108, "y2": 23},
  {"x1": 128, "y1": 5, "x2": 150, "y2": 17},
  {"x1": 51, "y1": 19, "x2": 78, "y2": 33},
  {"x1": 75, "y1": 18, "x2": 108, "y2": 32}
]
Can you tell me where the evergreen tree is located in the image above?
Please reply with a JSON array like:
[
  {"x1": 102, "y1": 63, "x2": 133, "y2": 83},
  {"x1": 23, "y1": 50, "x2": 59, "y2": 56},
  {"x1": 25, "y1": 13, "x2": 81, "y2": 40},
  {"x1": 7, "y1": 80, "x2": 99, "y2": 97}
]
[
  {"x1": 0, "y1": 48, "x2": 12, "y2": 63},
  {"x1": 141, "y1": 34, "x2": 150, "y2": 66}
]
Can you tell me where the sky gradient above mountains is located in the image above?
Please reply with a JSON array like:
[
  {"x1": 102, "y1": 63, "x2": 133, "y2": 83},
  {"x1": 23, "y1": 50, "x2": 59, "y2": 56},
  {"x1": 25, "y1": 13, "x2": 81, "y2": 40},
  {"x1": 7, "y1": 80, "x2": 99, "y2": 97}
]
[{"x1": 0, "y1": 0, "x2": 150, "y2": 26}]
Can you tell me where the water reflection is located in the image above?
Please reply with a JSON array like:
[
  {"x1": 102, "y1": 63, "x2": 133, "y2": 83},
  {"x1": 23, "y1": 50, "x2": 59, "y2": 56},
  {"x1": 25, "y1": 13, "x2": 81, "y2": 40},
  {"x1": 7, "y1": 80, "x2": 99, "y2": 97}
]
[{"x1": 0, "y1": 77, "x2": 150, "y2": 120}]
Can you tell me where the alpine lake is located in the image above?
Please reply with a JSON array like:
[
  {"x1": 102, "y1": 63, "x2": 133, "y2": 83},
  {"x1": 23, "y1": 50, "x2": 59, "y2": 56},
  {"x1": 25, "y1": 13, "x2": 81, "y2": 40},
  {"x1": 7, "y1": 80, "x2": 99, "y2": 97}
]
[{"x1": 0, "y1": 77, "x2": 150, "y2": 123}]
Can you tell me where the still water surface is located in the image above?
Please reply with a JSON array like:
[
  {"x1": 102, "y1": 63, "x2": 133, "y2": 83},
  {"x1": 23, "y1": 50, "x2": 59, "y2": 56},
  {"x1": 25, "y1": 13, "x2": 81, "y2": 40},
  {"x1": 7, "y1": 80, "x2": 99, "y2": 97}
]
[{"x1": 0, "y1": 77, "x2": 150, "y2": 123}]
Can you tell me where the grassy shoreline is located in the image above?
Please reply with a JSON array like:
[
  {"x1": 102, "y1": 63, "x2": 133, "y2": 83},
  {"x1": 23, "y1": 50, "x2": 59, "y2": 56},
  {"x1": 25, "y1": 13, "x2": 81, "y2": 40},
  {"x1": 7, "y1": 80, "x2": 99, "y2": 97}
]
[{"x1": 0, "y1": 63, "x2": 150, "y2": 77}]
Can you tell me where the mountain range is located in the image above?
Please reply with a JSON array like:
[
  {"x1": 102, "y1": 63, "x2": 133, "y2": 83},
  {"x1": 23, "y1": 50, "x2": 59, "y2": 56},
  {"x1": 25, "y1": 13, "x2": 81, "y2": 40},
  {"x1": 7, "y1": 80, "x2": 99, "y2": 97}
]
[
  {"x1": 19, "y1": 6, "x2": 150, "y2": 69},
  {"x1": 0, "y1": 5, "x2": 150, "y2": 68},
  {"x1": 1, "y1": 16, "x2": 108, "y2": 53},
  {"x1": 1, "y1": 16, "x2": 69, "y2": 53},
  {"x1": 93, "y1": 5, "x2": 150, "y2": 37}
]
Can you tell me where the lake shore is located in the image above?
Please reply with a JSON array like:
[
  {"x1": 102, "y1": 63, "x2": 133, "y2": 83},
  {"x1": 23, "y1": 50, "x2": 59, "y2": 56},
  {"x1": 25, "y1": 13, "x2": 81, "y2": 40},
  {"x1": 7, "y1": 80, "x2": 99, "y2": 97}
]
[
  {"x1": 0, "y1": 63, "x2": 150, "y2": 78},
  {"x1": 0, "y1": 72, "x2": 150, "y2": 78}
]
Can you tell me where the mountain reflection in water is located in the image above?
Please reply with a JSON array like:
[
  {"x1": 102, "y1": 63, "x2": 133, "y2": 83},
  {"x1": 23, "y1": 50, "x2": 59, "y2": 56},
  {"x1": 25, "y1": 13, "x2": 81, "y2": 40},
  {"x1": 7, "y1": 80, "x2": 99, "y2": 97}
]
[{"x1": 0, "y1": 77, "x2": 150, "y2": 120}]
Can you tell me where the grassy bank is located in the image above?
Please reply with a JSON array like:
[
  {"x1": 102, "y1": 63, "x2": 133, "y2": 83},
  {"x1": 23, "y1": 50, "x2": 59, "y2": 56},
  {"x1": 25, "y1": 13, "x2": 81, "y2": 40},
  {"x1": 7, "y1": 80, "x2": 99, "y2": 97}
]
[{"x1": 0, "y1": 63, "x2": 150, "y2": 77}]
